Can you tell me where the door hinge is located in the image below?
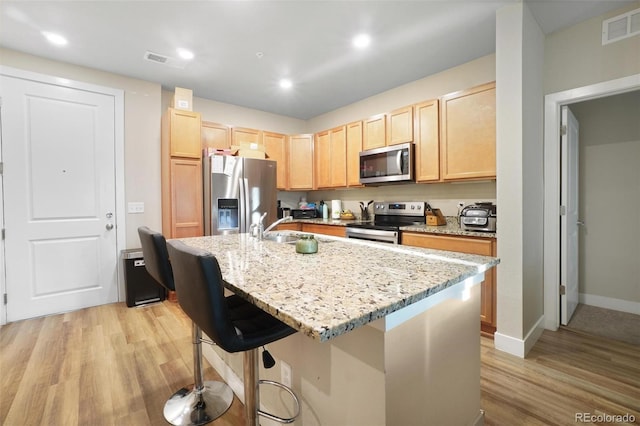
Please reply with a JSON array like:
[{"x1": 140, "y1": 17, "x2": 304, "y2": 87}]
[
  {"x1": 560, "y1": 285, "x2": 566, "y2": 295},
  {"x1": 3, "y1": 293, "x2": 6, "y2": 305},
  {"x1": 561, "y1": 125, "x2": 567, "y2": 136},
  {"x1": 1, "y1": 228, "x2": 4, "y2": 240},
  {"x1": 559, "y1": 205, "x2": 566, "y2": 216},
  {"x1": 0, "y1": 162, "x2": 3, "y2": 175}
]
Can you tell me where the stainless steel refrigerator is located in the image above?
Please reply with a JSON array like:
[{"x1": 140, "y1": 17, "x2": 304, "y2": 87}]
[{"x1": 203, "y1": 154, "x2": 277, "y2": 235}]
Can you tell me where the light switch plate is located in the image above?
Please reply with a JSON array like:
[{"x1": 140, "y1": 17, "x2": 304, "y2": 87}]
[{"x1": 128, "y1": 202, "x2": 144, "y2": 214}]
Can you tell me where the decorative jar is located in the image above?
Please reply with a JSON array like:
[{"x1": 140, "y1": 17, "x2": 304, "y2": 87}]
[{"x1": 295, "y1": 234, "x2": 318, "y2": 254}]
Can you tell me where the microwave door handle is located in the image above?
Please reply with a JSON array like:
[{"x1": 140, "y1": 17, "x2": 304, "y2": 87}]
[{"x1": 396, "y1": 150, "x2": 403, "y2": 175}]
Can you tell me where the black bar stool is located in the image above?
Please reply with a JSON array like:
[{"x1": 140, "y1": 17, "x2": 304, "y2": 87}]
[
  {"x1": 138, "y1": 227, "x2": 234, "y2": 425},
  {"x1": 166, "y1": 239, "x2": 300, "y2": 426}
]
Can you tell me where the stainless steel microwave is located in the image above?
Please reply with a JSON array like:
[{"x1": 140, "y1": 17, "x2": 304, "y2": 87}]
[{"x1": 359, "y1": 142, "x2": 414, "y2": 185}]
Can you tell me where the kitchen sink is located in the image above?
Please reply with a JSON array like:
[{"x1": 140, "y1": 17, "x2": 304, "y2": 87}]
[{"x1": 263, "y1": 233, "x2": 299, "y2": 243}]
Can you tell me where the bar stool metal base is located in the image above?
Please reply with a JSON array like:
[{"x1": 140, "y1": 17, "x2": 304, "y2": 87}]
[{"x1": 163, "y1": 380, "x2": 234, "y2": 426}]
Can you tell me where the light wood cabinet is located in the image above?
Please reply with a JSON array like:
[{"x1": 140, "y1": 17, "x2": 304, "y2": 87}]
[
  {"x1": 401, "y1": 232, "x2": 497, "y2": 334},
  {"x1": 414, "y1": 100, "x2": 440, "y2": 182},
  {"x1": 288, "y1": 134, "x2": 314, "y2": 190},
  {"x1": 170, "y1": 158, "x2": 203, "y2": 238},
  {"x1": 263, "y1": 131, "x2": 288, "y2": 190},
  {"x1": 168, "y1": 108, "x2": 201, "y2": 158},
  {"x1": 202, "y1": 121, "x2": 230, "y2": 150},
  {"x1": 315, "y1": 131, "x2": 331, "y2": 188},
  {"x1": 232, "y1": 127, "x2": 262, "y2": 146},
  {"x1": 346, "y1": 121, "x2": 363, "y2": 187},
  {"x1": 301, "y1": 223, "x2": 346, "y2": 237},
  {"x1": 161, "y1": 108, "x2": 203, "y2": 238},
  {"x1": 330, "y1": 125, "x2": 347, "y2": 187},
  {"x1": 387, "y1": 106, "x2": 413, "y2": 146},
  {"x1": 440, "y1": 82, "x2": 496, "y2": 181},
  {"x1": 363, "y1": 114, "x2": 386, "y2": 150}
]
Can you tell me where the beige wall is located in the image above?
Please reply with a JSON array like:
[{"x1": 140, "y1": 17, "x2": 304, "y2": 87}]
[
  {"x1": 0, "y1": 47, "x2": 163, "y2": 249},
  {"x1": 495, "y1": 1, "x2": 545, "y2": 354},
  {"x1": 544, "y1": 1, "x2": 640, "y2": 95},
  {"x1": 570, "y1": 91, "x2": 640, "y2": 307}
]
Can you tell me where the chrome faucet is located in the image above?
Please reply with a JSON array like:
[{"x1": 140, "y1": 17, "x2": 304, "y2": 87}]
[
  {"x1": 264, "y1": 215, "x2": 293, "y2": 236},
  {"x1": 250, "y1": 212, "x2": 268, "y2": 240}
]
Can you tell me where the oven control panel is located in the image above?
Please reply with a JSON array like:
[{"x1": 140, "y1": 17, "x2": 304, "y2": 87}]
[{"x1": 374, "y1": 201, "x2": 425, "y2": 216}]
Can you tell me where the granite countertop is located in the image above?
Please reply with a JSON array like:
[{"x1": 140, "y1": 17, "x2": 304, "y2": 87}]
[
  {"x1": 178, "y1": 233, "x2": 499, "y2": 342},
  {"x1": 289, "y1": 217, "x2": 497, "y2": 239}
]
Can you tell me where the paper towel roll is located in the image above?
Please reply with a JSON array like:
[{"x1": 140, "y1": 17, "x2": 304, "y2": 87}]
[{"x1": 331, "y1": 200, "x2": 341, "y2": 219}]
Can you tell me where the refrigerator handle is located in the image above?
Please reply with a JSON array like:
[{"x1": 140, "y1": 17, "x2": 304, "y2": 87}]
[{"x1": 239, "y1": 178, "x2": 250, "y2": 233}]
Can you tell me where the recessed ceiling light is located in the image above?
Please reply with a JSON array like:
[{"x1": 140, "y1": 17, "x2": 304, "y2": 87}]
[
  {"x1": 352, "y1": 33, "x2": 371, "y2": 49},
  {"x1": 42, "y1": 31, "x2": 67, "y2": 46},
  {"x1": 176, "y1": 48, "x2": 194, "y2": 60},
  {"x1": 279, "y1": 79, "x2": 293, "y2": 89}
]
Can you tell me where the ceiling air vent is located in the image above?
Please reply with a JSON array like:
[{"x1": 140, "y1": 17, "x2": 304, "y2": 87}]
[
  {"x1": 143, "y1": 51, "x2": 187, "y2": 69},
  {"x1": 602, "y1": 7, "x2": 640, "y2": 45}
]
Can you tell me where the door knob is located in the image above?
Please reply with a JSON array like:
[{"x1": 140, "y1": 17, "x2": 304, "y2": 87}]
[{"x1": 106, "y1": 223, "x2": 114, "y2": 230}]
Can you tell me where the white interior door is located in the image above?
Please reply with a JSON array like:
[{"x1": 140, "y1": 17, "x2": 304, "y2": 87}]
[
  {"x1": 560, "y1": 106, "x2": 580, "y2": 325},
  {"x1": 1, "y1": 74, "x2": 118, "y2": 322}
]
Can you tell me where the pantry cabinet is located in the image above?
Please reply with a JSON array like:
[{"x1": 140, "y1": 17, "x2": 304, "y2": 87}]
[
  {"x1": 161, "y1": 108, "x2": 203, "y2": 238},
  {"x1": 288, "y1": 134, "x2": 314, "y2": 190},
  {"x1": 387, "y1": 106, "x2": 413, "y2": 146},
  {"x1": 346, "y1": 121, "x2": 363, "y2": 187},
  {"x1": 401, "y1": 232, "x2": 497, "y2": 334},
  {"x1": 263, "y1": 131, "x2": 288, "y2": 190},
  {"x1": 414, "y1": 100, "x2": 440, "y2": 182},
  {"x1": 363, "y1": 114, "x2": 386, "y2": 150},
  {"x1": 440, "y1": 82, "x2": 496, "y2": 181},
  {"x1": 168, "y1": 108, "x2": 201, "y2": 158},
  {"x1": 201, "y1": 121, "x2": 231, "y2": 150}
]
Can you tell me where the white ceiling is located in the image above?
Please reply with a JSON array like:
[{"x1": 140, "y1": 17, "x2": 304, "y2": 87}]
[{"x1": 0, "y1": 0, "x2": 635, "y2": 119}]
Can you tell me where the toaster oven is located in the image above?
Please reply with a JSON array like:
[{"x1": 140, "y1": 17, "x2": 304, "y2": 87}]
[{"x1": 460, "y1": 202, "x2": 496, "y2": 232}]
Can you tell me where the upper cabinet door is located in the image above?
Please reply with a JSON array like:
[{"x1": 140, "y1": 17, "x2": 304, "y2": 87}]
[
  {"x1": 440, "y1": 82, "x2": 496, "y2": 181},
  {"x1": 387, "y1": 106, "x2": 413, "y2": 146},
  {"x1": 263, "y1": 131, "x2": 288, "y2": 190},
  {"x1": 414, "y1": 100, "x2": 439, "y2": 182},
  {"x1": 346, "y1": 121, "x2": 363, "y2": 187},
  {"x1": 202, "y1": 121, "x2": 231, "y2": 150},
  {"x1": 288, "y1": 134, "x2": 314, "y2": 190},
  {"x1": 315, "y1": 131, "x2": 331, "y2": 188},
  {"x1": 170, "y1": 108, "x2": 202, "y2": 158},
  {"x1": 363, "y1": 114, "x2": 386, "y2": 150},
  {"x1": 232, "y1": 127, "x2": 262, "y2": 146},
  {"x1": 330, "y1": 125, "x2": 347, "y2": 188}
]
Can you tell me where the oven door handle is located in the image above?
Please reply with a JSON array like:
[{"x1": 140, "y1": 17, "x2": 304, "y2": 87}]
[{"x1": 346, "y1": 228, "x2": 398, "y2": 244}]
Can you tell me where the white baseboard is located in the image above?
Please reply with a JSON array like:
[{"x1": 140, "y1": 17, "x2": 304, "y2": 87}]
[
  {"x1": 494, "y1": 315, "x2": 545, "y2": 358},
  {"x1": 579, "y1": 293, "x2": 640, "y2": 315}
]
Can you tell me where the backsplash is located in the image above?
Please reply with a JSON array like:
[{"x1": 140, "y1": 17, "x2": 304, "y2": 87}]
[{"x1": 278, "y1": 181, "x2": 496, "y2": 218}]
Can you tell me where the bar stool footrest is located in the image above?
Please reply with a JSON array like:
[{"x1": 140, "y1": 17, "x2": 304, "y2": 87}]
[{"x1": 257, "y1": 379, "x2": 300, "y2": 424}]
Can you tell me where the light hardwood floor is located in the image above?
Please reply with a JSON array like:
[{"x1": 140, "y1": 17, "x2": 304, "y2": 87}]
[{"x1": 1, "y1": 301, "x2": 639, "y2": 426}]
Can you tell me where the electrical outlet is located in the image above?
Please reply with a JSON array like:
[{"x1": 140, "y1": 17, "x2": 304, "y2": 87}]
[
  {"x1": 281, "y1": 361, "x2": 292, "y2": 388},
  {"x1": 127, "y1": 202, "x2": 145, "y2": 214}
]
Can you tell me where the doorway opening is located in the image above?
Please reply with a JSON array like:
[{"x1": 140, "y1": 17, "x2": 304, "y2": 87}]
[{"x1": 543, "y1": 74, "x2": 640, "y2": 341}]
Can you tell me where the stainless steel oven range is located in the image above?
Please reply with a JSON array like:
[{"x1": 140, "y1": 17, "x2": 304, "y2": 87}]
[{"x1": 345, "y1": 201, "x2": 426, "y2": 244}]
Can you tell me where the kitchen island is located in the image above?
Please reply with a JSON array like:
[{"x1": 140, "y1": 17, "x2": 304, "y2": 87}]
[{"x1": 179, "y1": 232, "x2": 499, "y2": 425}]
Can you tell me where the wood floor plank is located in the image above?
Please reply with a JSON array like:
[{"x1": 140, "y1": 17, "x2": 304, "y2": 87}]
[{"x1": 2, "y1": 301, "x2": 638, "y2": 426}]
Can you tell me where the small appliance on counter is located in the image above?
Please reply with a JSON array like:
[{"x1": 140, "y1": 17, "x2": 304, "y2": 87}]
[
  {"x1": 460, "y1": 202, "x2": 497, "y2": 232},
  {"x1": 292, "y1": 209, "x2": 318, "y2": 219}
]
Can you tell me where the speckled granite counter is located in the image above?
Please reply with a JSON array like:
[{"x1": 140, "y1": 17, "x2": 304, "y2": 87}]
[
  {"x1": 178, "y1": 232, "x2": 499, "y2": 342},
  {"x1": 289, "y1": 216, "x2": 497, "y2": 238}
]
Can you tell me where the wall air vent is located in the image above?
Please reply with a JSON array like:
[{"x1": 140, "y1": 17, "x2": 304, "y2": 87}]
[
  {"x1": 602, "y1": 7, "x2": 640, "y2": 45},
  {"x1": 143, "y1": 51, "x2": 187, "y2": 69}
]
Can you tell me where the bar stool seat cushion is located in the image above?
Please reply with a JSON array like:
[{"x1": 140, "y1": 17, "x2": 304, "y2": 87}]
[{"x1": 167, "y1": 241, "x2": 296, "y2": 354}]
